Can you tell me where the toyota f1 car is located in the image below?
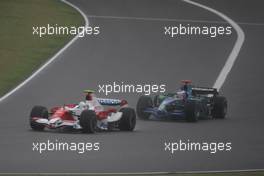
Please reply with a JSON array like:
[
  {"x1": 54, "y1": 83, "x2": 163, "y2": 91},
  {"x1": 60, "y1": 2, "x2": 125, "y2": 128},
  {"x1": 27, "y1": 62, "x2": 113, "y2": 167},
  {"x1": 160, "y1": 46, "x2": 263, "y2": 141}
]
[
  {"x1": 136, "y1": 80, "x2": 227, "y2": 122},
  {"x1": 30, "y1": 90, "x2": 136, "y2": 133}
]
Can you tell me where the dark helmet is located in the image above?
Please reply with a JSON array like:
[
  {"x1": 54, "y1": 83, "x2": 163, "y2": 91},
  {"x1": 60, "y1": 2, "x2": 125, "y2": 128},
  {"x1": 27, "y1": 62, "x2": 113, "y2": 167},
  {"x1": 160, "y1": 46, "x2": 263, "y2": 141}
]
[
  {"x1": 180, "y1": 80, "x2": 192, "y2": 91},
  {"x1": 84, "y1": 89, "x2": 95, "y2": 101}
]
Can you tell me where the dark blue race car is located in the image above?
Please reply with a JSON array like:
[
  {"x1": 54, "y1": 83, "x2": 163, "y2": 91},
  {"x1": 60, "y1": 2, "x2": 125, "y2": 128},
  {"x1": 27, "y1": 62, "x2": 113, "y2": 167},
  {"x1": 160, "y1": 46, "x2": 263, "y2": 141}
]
[{"x1": 136, "y1": 80, "x2": 227, "y2": 122}]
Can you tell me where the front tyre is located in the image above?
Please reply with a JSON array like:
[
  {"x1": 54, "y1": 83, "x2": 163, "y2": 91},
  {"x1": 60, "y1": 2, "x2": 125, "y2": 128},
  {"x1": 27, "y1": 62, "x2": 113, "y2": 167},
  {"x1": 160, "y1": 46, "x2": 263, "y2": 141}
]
[
  {"x1": 136, "y1": 95, "x2": 153, "y2": 120},
  {"x1": 80, "y1": 110, "x2": 97, "y2": 133},
  {"x1": 119, "y1": 108, "x2": 136, "y2": 131},
  {"x1": 212, "y1": 96, "x2": 227, "y2": 119},
  {"x1": 30, "y1": 106, "x2": 49, "y2": 131}
]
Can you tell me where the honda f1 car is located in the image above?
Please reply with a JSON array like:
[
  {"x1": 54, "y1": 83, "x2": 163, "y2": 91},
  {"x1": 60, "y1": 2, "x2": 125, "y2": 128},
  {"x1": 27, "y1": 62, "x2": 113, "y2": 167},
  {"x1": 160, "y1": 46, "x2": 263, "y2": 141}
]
[
  {"x1": 136, "y1": 80, "x2": 227, "y2": 122},
  {"x1": 30, "y1": 90, "x2": 136, "y2": 133}
]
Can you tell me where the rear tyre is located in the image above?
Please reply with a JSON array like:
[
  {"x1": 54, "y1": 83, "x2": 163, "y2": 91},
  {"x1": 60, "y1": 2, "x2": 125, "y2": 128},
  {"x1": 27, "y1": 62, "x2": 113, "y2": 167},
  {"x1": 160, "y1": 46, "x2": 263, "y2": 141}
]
[
  {"x1": 119, "y1": 107, "x2": 136, "y2": 131},
  {"x1": 80, "y1": 110, "x2": 97, "y2": 133},
  {"x1": 212, "y1": 96, "x2": 227, "y2": 119},
  {"x1": 184, "y1": 101, "x2": 199, "y2": 122},
  {"x1": 30, "y1": 106, "x2": 49, "y2": 131},
  {"x1": 136, "y1": 95, "x2": 153, "y2": 120}
]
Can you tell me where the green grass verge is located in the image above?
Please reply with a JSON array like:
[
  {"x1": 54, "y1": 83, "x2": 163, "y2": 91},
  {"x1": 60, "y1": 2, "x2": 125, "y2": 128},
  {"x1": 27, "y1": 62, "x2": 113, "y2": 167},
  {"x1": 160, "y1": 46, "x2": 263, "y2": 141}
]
[{"x1": 0, "y1": 0, "x2": 83, "y2": 97}]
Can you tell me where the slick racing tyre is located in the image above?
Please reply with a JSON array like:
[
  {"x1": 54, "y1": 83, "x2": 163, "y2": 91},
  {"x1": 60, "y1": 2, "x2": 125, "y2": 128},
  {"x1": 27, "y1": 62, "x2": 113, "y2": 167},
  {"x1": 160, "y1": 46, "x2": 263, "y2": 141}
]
[
  {"x1": 80, "y1": 110, "x2": 97, "y2": 133},
  {"x1": 136, "y1": 95, "x2": 153, "y2": 120},
  {"x1": 30, "y1": 106, "x2": 49, "y2": 131},
  {"x1": 119, "y1": 107, "x2": 136, "y2": 131},
  {"x1": 184, "y1": 101, "x2": 199, "y2": 122},
  {"x1": 212, "y1": 96, "x2": 227, "y2": 119}
]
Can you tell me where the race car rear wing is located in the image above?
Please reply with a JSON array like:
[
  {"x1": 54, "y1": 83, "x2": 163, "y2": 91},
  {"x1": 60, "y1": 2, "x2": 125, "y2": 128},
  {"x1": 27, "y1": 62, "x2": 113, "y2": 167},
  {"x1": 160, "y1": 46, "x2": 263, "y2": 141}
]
[{"x1": 191, "y1": 87, "x2": 219, "y2": 96}]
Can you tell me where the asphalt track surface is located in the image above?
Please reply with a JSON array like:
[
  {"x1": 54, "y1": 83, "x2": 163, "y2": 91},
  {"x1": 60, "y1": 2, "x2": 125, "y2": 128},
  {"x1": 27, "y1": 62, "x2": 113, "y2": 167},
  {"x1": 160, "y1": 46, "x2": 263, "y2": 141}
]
[{"x1": 0, "y1": 0, "x2": 264, "y2": 173}]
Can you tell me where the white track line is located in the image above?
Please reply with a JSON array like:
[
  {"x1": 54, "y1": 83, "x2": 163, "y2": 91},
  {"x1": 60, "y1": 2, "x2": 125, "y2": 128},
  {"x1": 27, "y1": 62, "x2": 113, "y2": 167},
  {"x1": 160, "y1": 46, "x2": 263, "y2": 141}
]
[
  {"x1": 87, "y1": 14, "x2": 264, "y2": 26},
  {"x1": 183, "y1": 0, "x2": 245, "y2": 90},
  {"x1": 0, "y1": 0, "x2": 89, "y2": 103},
  {"x1": 86, "y1": 14, "x2": 228, "y2": 23}
]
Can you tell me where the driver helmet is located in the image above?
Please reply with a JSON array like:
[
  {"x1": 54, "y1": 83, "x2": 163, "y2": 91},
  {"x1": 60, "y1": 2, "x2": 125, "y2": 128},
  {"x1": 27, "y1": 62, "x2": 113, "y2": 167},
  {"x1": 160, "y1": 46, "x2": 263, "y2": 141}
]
[
  {"x1": 84, "y1": 90, "x2": 95, "y2": 101},
  {"x1": 86, "y1": 93, "x2": 93, "y2": 101}
]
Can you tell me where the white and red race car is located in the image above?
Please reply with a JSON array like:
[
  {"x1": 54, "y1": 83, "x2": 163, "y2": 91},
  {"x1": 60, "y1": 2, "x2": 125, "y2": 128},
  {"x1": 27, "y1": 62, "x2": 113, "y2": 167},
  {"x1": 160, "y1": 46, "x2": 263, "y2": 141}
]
[{"x1": 29, "y1": 90, "x2": 136, "y2": 133}]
